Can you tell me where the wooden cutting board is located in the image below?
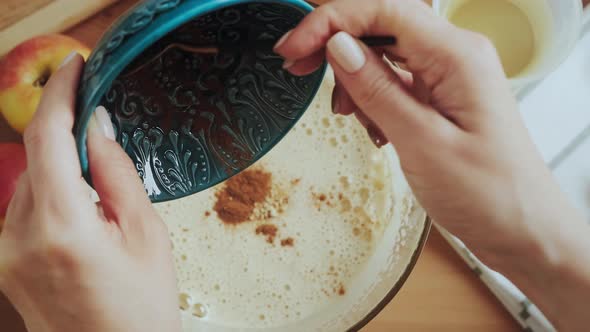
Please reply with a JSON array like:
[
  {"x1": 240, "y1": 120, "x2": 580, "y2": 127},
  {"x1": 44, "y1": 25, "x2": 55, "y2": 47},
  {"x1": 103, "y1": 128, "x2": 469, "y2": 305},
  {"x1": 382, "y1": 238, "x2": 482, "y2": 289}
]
[{"x1": 0, "y1": 0, "x2": 117, "y2": 55}]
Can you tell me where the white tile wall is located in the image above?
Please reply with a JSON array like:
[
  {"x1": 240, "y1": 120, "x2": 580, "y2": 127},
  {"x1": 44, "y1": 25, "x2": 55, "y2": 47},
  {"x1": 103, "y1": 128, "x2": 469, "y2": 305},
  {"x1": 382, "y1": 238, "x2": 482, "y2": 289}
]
[
  {"x1": 520, "y1": 9, "x2": 590, "y2": 220},
  {"x1": 520, "y1": 15, "x2": 590, "y2": 164},
  {"x1": 553, "y1": 133, "x2": 590, "y2": 219}
]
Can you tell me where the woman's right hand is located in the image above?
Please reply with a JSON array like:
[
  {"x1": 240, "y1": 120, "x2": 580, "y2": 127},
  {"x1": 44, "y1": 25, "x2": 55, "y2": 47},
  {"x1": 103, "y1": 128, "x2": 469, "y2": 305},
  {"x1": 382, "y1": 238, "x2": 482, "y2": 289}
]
[{"x1": 275, "y1": 1, "x2": 590, "y2": 330}]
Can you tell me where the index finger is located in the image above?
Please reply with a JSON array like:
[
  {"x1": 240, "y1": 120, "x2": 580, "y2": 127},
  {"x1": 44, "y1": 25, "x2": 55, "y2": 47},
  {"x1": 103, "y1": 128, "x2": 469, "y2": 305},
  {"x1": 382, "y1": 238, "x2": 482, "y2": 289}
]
[
  {"x1": 23, "y1": 53, "x2": 86, "y2": 198},
  {"x1": 274, "y1": 0, "x2": 453, "y2": 74}
]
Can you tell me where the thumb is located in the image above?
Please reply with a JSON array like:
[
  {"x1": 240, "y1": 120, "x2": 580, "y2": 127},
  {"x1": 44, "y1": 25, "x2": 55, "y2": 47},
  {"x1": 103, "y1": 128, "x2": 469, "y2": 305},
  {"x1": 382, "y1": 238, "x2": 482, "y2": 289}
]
[
  {"x1": 326, "y1": 32, "x2": 457, "y2": 149},
  {"x1": 86, "y1": 106, "x2": 152, "y2": 220}
]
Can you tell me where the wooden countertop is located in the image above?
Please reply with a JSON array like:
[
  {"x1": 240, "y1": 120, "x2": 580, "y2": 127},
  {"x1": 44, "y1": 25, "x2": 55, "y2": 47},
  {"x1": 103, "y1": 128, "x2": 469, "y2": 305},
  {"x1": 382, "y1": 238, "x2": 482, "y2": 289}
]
[{"x1": 0, "y1": 0, "x2": 539, "y2": 331}]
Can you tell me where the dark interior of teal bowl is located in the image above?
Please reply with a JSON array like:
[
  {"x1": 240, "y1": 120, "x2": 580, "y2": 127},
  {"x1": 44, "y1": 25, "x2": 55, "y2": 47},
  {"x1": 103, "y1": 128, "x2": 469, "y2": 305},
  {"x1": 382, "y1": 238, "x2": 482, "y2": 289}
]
[{"x1": 100, "y1": 2, "x2": 325, "y2": 203}]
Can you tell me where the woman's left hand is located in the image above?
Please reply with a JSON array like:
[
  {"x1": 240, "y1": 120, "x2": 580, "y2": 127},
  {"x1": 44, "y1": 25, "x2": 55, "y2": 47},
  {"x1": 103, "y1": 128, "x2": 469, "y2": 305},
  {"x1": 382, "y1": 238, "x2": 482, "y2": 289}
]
[{"x1": 0, "y1": 53, "x2": 181, "y2": 332}]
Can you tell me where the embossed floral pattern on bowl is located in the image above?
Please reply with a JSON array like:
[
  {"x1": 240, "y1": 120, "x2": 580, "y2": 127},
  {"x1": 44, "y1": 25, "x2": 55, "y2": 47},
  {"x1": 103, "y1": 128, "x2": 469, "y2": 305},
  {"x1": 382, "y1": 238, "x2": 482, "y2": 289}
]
[{"x1": 74, "y1": 0, "x2": 325, "y2": 202}]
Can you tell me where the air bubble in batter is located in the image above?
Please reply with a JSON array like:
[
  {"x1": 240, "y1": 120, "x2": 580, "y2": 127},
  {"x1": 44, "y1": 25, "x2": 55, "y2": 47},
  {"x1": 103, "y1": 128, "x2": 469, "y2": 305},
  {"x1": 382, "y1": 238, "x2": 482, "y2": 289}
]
[
  {"x1": 192, "y1": 303, "x2": 208, "y2": 318},
  {"x1": 179, "y1": 293, "x2": 191, "y2": 311}
]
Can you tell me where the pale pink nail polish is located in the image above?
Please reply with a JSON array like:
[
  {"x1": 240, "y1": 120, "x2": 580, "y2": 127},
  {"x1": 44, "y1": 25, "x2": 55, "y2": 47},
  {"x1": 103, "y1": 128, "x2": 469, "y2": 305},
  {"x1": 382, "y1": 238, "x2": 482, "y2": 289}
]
[
  {"x1": 367, "y1": 125, "x2": 387, "y2": 148},
  {"x1": 282, "y1": 59, "x2": 296, "y2": 69},
  {"x1": 274, "y1": 30, "x2": 293, "y2": 51},
  {"x1": 93, "y1": 106, "x2": 116, "y2": 141},
  {"x1": 58, "y1": 52, "x2": 78, "y2": 70},
  {"x1": 327, "y1": 32, "x2": 366, "y2": 73},
  {"x1": 332, "y1": 94, "x2": 340, "y2": 114}
]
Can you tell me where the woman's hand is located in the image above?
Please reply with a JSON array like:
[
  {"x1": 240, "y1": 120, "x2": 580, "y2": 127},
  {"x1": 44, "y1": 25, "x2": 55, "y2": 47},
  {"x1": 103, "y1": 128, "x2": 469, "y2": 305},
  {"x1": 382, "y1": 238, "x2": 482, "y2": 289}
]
[
  {"x1": 275, "y1": 0, "x2": 590, "y2": 330},
  {"x1": 0, "y1": 54, "x2": 181, "y2": 332}
]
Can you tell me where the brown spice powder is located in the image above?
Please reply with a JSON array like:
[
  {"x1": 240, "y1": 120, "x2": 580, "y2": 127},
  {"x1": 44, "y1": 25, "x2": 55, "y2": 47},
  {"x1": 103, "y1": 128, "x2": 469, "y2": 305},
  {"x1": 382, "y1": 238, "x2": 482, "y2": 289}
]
[
  {"x1": 256, "y1": 224, "x2": 278, "y2": 244},
  {"x1": 214, "y1": 169, "x2": 272, "y2": 224},
  {"x1": 280, "y1": 237, "x2": 294, "y2": 247}
]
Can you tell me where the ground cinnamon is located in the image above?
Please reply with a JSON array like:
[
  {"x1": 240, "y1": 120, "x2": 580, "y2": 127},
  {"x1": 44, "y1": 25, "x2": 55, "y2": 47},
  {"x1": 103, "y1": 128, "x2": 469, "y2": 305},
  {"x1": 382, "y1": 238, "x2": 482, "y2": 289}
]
[
  {"x1": 256, "y1": 224, "x2": 278, "y2": 244},
  {"x1": 214, "y1": 169, "x2": 272, "y2": 224},
  {"x1": 280, "y1": 237, "x2": 294, "y2": 247}
]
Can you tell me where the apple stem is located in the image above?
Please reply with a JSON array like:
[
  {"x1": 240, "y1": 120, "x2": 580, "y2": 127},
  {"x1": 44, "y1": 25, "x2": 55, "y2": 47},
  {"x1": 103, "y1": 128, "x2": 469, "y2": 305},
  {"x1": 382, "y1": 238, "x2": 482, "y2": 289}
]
[{"x1": 33, "y1": 70, "x2": 51, "y2": 88}]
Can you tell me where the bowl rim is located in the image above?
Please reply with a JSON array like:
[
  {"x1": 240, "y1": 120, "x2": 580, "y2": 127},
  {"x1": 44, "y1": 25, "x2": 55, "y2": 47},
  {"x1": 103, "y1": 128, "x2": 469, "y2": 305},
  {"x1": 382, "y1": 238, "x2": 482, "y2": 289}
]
[
  {"x1": 75, "y1": 0, "x2": 325, "y2": 202},
  {"x1": 346, "y1": 216, "x2": 432, "y2": 332},
  {"x1": 76, "y1": 0, "x2": 431, "y2": 327}
]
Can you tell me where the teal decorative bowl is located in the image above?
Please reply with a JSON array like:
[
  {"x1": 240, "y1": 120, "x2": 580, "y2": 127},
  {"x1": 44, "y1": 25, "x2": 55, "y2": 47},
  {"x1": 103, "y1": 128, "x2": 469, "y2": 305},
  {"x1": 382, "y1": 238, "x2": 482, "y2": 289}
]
[{"x1": 74, "y1": 0, "x2": 326, "y2": 203}]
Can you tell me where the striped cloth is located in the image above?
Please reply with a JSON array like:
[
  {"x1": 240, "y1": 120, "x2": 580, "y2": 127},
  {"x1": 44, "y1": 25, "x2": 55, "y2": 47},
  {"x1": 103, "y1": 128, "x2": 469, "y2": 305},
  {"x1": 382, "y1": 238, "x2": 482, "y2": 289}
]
[{"x1": 436, "y1": 225, "x2": 555, "y2": 332}]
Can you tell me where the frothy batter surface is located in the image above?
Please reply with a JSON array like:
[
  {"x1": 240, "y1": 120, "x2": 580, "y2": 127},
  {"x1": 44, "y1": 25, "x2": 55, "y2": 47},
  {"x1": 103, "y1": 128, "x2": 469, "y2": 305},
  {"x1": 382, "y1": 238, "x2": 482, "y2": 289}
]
[{"x1": 154, "y1": 73, "x2": 408, "y2": 329}]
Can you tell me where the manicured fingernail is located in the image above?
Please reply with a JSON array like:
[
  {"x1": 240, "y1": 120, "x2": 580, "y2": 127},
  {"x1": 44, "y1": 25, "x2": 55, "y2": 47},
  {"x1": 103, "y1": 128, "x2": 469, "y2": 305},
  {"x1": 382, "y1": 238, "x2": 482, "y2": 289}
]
[
  {"x1": 367, "y1": 125, "x2": 387, "y2": 148},
  {"x1": 283, "y1": 59, "x2": 296, "y2": 69},
  {"x1": 327, "y1": 32, "x2": 366, "y2": 73},
  {"x1": 332, "y1": 94, "x2": 340, "y2": 114},
  {"x1": 58, "y1": 51, "x2": 78, "y2": 69},
  {"x1": 274, "y1": 30, "x2": 293, "y2": 51},
  {"x1": 90, "y1": 106, "x2": 115, "y2": 141}
]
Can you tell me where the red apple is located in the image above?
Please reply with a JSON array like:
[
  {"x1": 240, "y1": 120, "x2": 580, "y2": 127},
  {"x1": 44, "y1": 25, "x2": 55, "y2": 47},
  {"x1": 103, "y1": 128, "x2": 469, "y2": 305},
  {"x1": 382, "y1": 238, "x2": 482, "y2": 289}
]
[
  {"x1": 0, "y1": 34, "x2": 90, "y2": 134},
  {"x1": 0, "y1": 144, "x2": 27, "y2": 230}
]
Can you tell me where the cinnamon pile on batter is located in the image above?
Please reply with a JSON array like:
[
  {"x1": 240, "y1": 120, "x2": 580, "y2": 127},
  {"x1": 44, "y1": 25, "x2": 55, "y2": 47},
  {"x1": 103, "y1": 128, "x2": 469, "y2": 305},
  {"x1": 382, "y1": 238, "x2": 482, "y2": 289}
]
[{"x1": 214, "y1": 169, "x2": 272, "y2": 224}]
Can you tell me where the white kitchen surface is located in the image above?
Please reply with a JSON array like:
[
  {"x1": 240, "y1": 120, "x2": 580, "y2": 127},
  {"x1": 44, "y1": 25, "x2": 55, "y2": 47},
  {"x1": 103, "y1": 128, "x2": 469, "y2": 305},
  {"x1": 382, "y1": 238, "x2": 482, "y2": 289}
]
[
  {"x1": 553, "y1": 133, "x2": 590, "y2": 219},
  {"x1": 519, "y1": 9, "x2": 590, "y2": 220}
]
